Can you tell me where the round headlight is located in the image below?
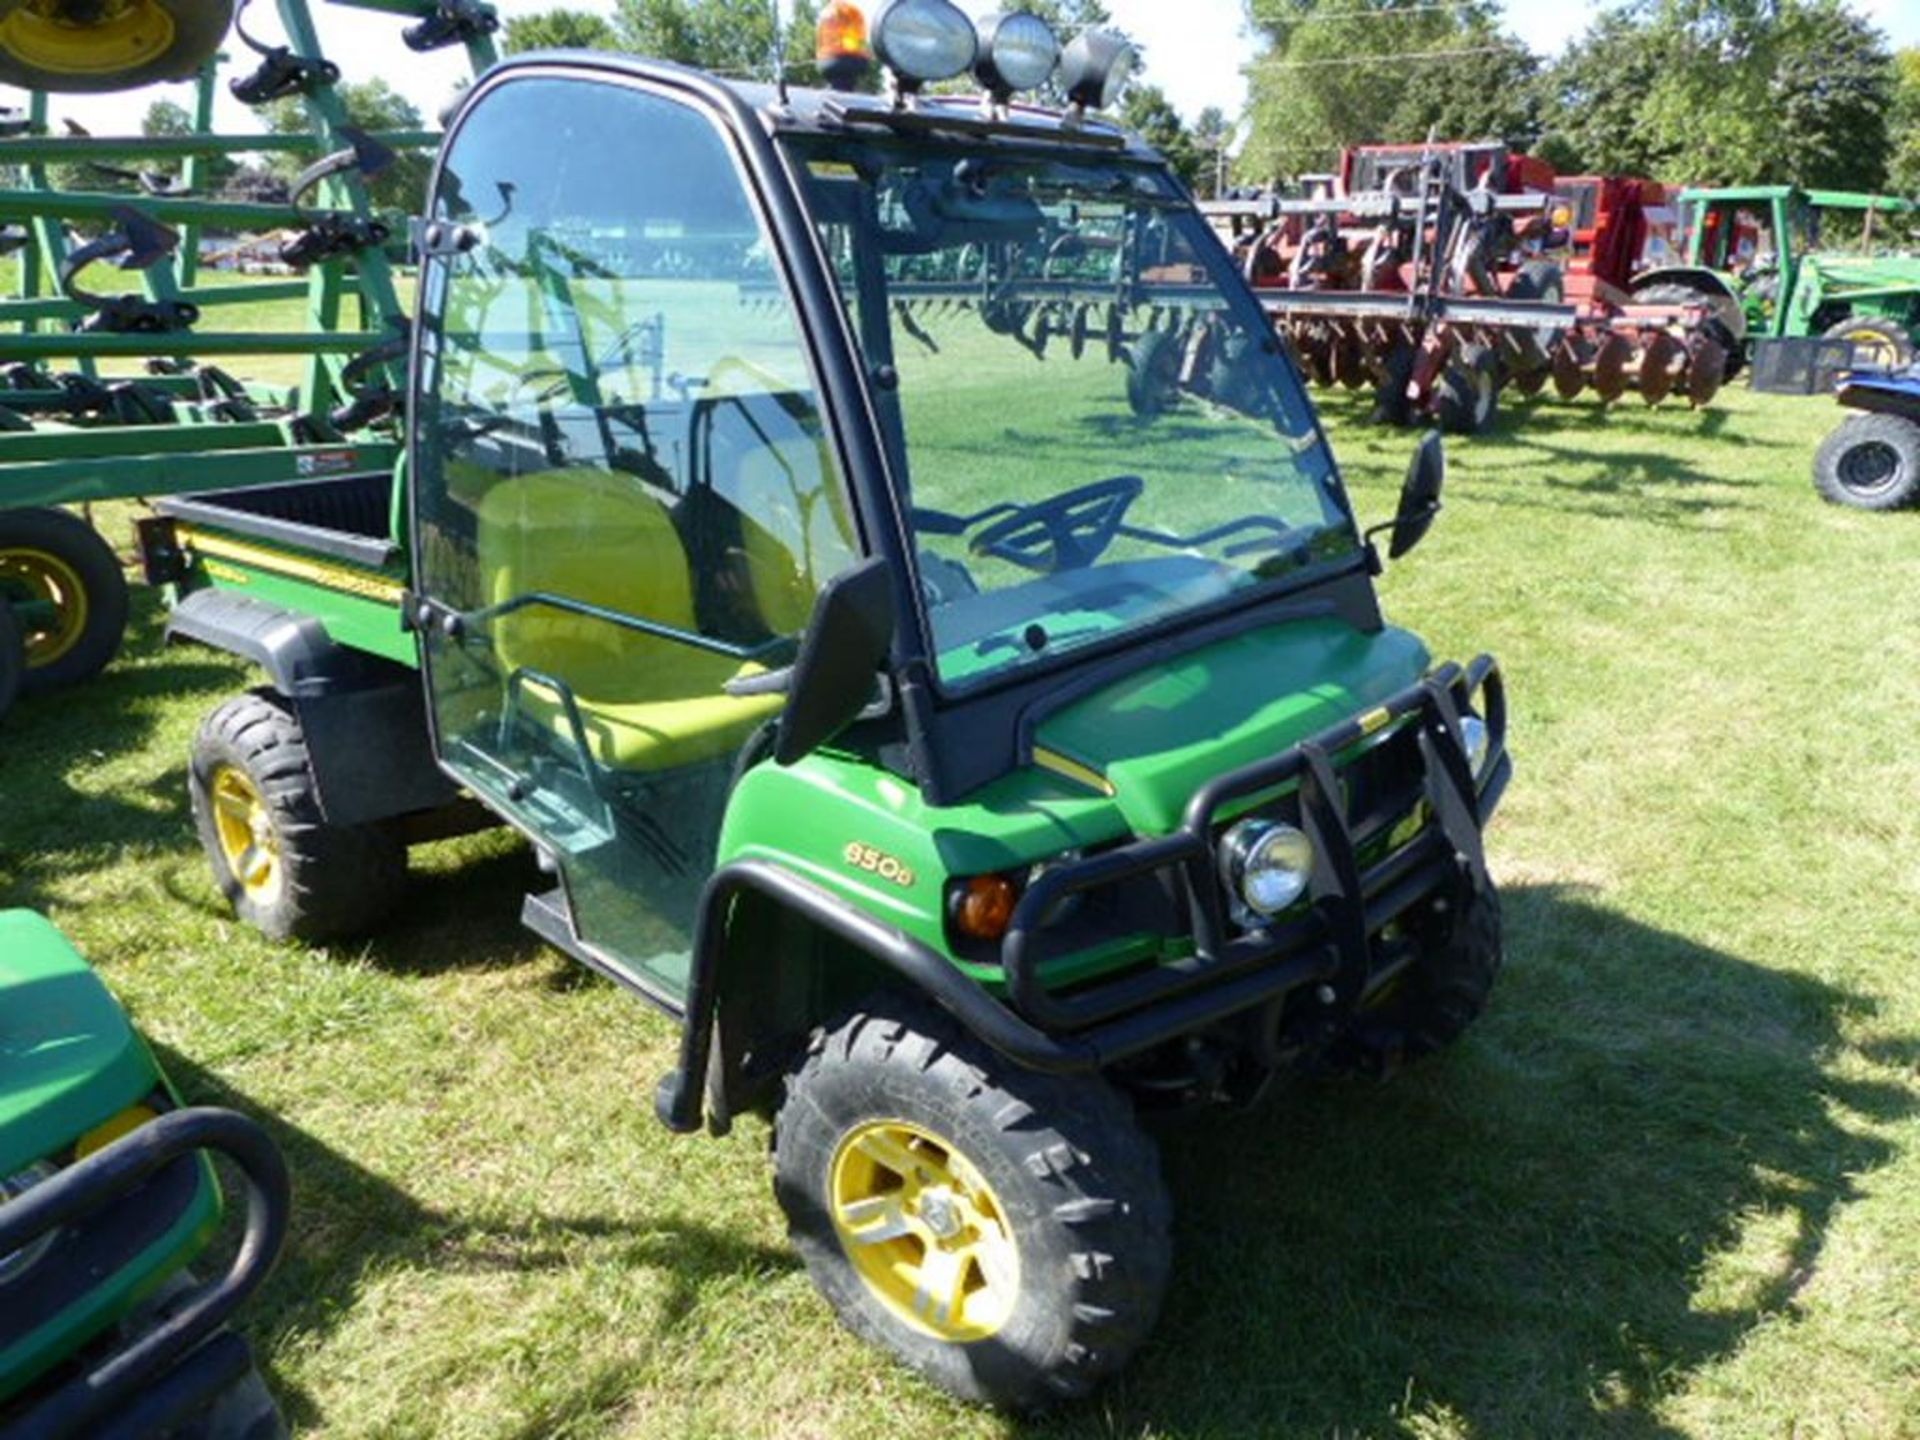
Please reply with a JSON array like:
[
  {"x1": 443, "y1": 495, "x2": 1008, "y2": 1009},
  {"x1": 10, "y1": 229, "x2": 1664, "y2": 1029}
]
[
  {"x1": 0, "y1": 1162, "x2": 60, "y2": 1286},
  {"x1": 870, "y1": 0, "x2": 978, "y2": 87},
  {"x1": 1058, "y1": 28, "x2": 1135, "y2": 112},
  {"x1": 1219, "y1": 819, "x2": 1313, "y2": 923},
  {"x1": 1459, "y1": 713, "x2": 1490, "y2": 773},
  {"x1": 975, "y1": 12, "x2": 1060, "y2": 97}
]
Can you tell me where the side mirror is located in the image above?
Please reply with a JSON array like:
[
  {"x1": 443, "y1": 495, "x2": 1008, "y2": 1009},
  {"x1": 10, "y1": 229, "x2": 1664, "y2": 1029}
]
[
  {"x1": 775, "y1": 558, "x2": 897, "y2": 767},
  {"x1": 1388, "y1": 430, "x2": 1446, "y2": 560}
]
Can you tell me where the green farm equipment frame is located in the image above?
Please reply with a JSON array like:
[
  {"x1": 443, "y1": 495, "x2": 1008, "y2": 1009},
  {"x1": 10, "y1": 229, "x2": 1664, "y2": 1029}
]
[{"x1": 0, "y1": 0, "x2": 499, "y2": 717}]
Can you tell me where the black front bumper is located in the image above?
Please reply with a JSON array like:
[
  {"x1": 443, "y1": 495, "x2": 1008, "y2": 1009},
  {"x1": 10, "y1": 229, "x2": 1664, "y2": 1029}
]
[
  {"x1": 998, "y1": 656, "x2": 1510, "y2": 1047},
  {"x1": 660, "y1": 658, "x2": 1508, "y2": 1132}
]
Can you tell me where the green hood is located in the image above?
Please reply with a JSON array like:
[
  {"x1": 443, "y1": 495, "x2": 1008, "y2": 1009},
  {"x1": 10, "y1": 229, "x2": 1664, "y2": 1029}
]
[
  {"x1": 1031, "y1": 617, "x2": 1430, "y2": 835},
  {"x1": 0, "y1": 911, "x2": 158, "y2": 1176}
]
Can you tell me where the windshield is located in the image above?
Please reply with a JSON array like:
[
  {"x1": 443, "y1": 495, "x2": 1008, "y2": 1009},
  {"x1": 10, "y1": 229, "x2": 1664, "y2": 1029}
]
[{"x1": 786, "y1": 134, "x2": 1358, "y2": 691}]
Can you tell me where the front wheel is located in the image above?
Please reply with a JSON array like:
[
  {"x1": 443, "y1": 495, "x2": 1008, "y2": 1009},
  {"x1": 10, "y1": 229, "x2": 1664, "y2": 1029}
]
[
  {"x1": 1813, "y1": 412, "x2": 1920, "y2": 510},
  {"x1": 774, "y1": 999, "x2": 1171, "y2": 1410}
]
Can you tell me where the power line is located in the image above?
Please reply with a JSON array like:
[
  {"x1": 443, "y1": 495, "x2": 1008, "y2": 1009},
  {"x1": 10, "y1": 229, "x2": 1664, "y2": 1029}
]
[
  {"x1": 1248, "y1": 43, "x2": 1518, "y2": 69},
  {"x1": 1270, "y1": 1, "x2": 1485, "y2": 22}
]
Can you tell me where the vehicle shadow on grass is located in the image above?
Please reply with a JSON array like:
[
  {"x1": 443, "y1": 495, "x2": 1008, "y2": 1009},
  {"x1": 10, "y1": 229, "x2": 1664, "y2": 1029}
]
[
  {"x1": 155, "y1": 1045, "x2": 800, "y2": 1438},
  {"x1": 0, "y1": 597, "x2": 241, "y2": 912},
  {"x1": 1026, "y1": 882, "x2": 1911, "y2": 1440}
]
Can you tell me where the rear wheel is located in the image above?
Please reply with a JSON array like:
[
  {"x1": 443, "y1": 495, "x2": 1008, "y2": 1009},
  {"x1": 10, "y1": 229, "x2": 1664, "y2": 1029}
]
[
  {"x1": 1433, "y1": 344, "x2": 1501, "y2": 436},
  {"x1": 190, "y1": 690, "x2": 407, "y2": 941},
  {"x1": 1813, "y1": 412, "x2": 1920, "y2": 510},
  {"x1": 774, "y1": 999, "x2": 1171, "y2": 1410},
  {"x1": 1822, "y1": 314, "x2": 1913, "y2": 373},
  {"x1": 0, "y1": 506, "x2": 129, "y2": 694}
]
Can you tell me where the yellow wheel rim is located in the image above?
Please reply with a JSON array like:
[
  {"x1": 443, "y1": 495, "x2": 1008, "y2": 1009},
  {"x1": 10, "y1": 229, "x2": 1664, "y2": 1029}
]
[
  {"x1": 1841, "y1": 327, "x2": 1903, "y2": 372},
  {"x1": 0, "y1": 546, "x2": 89, "y2": 668},
  {"x1": 829, "y1": 1119, "x2": 1020, "y2": 1343},
  {"x1": 210, "y1": 765, "x2": 283, "y2": 903},
  {"x1": 0, "y1": 0, "x2": 175, "y2": 75}
]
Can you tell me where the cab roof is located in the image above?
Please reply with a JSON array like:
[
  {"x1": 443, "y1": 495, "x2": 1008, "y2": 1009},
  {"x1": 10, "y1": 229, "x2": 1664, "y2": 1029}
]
[{"x1": 484, "y1": 50, "x2": 1162, "y2": 168}]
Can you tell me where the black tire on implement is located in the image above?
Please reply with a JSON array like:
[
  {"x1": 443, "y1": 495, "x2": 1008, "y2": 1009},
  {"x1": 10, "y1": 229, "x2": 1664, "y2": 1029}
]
[
  {"x1": 1636, "y1": 281, "x2": 1747, "y2": 381},
  {"x1": 774, "y1": 998, "x2": 1172, "y2": 1410},
  {"x1": 1433, "y1": 343, "x2": 1501, "y2": 436},
  {"x1": 0, "y1": 0, "x2": 236, "y2": 92},
  {"x1": 0, "y1": 506, "x2": 129, "y2": 694},
  {"x1": 189, "y1": 689, "x2": 407, "y2": 942},
  {"x1": 1813, "y1": 412, "x2": 1920, "y2": 511}
]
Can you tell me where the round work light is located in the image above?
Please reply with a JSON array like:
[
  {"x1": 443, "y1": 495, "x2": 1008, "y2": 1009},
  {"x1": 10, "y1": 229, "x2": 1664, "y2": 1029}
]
[
  {"x1": 869, "y1": 0, "x2": 978, "y2": 89},
  {"x1": 1057, "y1": 27, "x2": 1135, "y2": 112},
  {"x1": 974, "y1": 12, "x2": 1060, "y2": 99}
]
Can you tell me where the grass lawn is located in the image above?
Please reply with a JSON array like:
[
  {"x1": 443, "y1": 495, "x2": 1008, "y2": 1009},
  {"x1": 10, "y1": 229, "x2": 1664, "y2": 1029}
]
[{"x1": 3, "y1": 377, "x2": 1918, "y2": 1438}]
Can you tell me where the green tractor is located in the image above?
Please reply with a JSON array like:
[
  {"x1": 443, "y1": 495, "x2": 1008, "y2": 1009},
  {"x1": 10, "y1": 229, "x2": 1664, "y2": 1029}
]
[
  {"x1": 146, "y1": 12, "x2": 1512, "y2": 1410},
  {"x1": 0, "y1": 910, "x2": 289, "y2": 1439},
  {"x1": 1630, "y1": 185, "x2": 1920, "y2": 373}
]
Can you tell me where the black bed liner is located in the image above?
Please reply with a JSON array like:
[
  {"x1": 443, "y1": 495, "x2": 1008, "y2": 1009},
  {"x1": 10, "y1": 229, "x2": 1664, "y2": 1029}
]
[{"x1": 156, "y1": 473, "x2": 399, "y2": 569}]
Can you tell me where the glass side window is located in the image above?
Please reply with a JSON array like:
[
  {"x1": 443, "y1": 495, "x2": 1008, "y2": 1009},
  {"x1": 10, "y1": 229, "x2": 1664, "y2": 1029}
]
[{"x1": 413, "y1": 76, "x2": 858, "y2": 999}]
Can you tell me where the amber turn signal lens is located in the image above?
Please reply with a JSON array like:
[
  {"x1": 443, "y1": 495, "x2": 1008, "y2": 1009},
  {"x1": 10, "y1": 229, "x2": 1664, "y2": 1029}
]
[{"x1": 951, "y1": 874, "x2": 1019, "y2": 942}]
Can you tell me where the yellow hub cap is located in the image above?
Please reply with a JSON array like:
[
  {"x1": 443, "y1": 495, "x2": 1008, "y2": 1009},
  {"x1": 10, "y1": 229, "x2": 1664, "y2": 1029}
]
[
  {"x1": 0, "y1": 546, "x2": 89, "y2": 667},
  {"x1": 210, "y1": 766, "x2": 283, "y2": 903},
  {"x1": 829, "y1": 1119, "x2": 1020, "y2": 1343},
  {"x1": 0, "y1": 0, "x2": 175, "y2": 75}
]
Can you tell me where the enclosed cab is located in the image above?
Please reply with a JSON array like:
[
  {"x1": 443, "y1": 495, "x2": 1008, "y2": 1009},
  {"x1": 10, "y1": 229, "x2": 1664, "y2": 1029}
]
[{"x1": 159, "y1": 15, "x2": 1510, "y2": 1408}]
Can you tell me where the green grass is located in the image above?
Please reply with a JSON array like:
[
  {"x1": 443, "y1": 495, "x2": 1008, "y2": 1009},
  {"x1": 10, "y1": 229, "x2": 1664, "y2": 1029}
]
[{"x1": 4, "y1": 381, "x2": 1920, "y2": 1438}]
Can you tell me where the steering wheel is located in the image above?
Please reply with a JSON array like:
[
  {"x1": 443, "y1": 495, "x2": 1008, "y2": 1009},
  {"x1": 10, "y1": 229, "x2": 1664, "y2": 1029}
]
[{"x1": 969, "y1": 475, "x2": 1145, "y2": 574}]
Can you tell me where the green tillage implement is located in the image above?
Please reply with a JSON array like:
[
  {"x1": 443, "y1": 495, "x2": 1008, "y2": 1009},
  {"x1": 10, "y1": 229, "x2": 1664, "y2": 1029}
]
[{"x1": 0, "y1": 0, "x2": 498, "y2": 719}]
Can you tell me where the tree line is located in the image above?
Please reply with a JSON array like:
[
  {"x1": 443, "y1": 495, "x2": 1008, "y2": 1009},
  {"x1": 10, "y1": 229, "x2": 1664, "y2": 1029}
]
[{"x1": 1245, "y1": 0, "x2": 1920, "y2": 193}]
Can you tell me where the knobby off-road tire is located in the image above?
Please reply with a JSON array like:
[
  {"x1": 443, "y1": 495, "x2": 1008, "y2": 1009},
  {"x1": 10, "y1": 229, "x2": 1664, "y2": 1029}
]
[
  {"x1": 189, "y1": 690, "x2": 406, "y2": 942},
  {"x1": 0, "y1": 0, "x2": 236, "y2": 93},
  {"x1": 1325, "y1": 884, "x2": 1504, "y2": 1076},
  {"x1": 1822, "y1": 314, "x2": 1914, "y2": 373},
  {"x1": 1813, "y1": 412, "x2": 1920, "y2": 511},
  {"x1": 0, "y1": 598, "x2": 23, "y2": 723},
  {"x1": 0, "y1": 506, "x2": 129, "y2": 694},
  {"x1": 774, "y1": 999, "x2": 1172, "y2": 1410}
]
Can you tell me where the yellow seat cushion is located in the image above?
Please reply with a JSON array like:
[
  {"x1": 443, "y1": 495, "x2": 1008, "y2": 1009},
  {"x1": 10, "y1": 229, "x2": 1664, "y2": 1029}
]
[{"x1": 479, "y1": 466, "x2": 775, "y2": 772}]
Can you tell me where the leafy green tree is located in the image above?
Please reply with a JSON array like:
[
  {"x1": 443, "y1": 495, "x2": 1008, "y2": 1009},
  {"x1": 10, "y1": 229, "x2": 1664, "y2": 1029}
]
[
  {"x1": 613, "y1": 0, "x2": 818, "y2": 80},
  {"x1": 140, "y1": 97, "x2": 238, "y2": 194},
  {"x1": 1241, "y1": 0, "x2": 1525, "y2": 182},
  {"x1": 1121, "y1": 84, "x2": 1200, "y2": 187},
  {"x1": 266, "y1": 79, "x2": 430, "y2": 214},
  {"x1": 503, "y1": 6, "x2": 621, "y2": 53},
  {"x1": 1541, "y1": 0, "x2": 1893, "y2": 188},
  {"x1": 1891, "y1": 48, "x2": 1920, "y2": 196}
]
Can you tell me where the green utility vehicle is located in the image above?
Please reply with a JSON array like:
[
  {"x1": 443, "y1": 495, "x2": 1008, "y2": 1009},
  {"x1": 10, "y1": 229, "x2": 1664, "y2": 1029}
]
[
  {"x1": 151, "y1": 19, "x2": 1511, "y2": 1408},
  {"x1": 0, "y1": 910, "x2": 289, "y2": 1439},
  {"x1": 1631, "y1": 185, "x2": 1920, "y2": 370}
]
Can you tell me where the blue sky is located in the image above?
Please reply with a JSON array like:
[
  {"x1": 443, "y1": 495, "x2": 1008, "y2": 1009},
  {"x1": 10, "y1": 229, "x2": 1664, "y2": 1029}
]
[{"x1": 7, "y1": 1, "x2": 1920, "y2": 137}]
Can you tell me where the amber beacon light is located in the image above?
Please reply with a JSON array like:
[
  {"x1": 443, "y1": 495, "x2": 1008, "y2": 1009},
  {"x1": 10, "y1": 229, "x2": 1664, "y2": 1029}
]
[{"x1": 816, "y1": 0, "x2": 872, "y2": 91}]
